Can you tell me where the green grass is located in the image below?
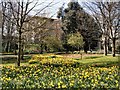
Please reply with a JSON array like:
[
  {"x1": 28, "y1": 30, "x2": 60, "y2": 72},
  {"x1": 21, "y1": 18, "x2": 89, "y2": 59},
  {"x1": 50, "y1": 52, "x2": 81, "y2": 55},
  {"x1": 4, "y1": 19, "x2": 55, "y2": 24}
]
[{"x1": 78, "y1": 56, "x2": 119, "y2": 67}]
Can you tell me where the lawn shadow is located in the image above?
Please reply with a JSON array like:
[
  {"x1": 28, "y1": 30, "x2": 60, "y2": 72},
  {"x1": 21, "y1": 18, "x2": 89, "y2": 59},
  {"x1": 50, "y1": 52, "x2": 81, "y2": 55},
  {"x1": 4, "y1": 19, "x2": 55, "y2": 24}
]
[
  {"x1": 1, "y1": 56, "x2": 31, "y2": 64},
  {"x1": 84, "y1": 56, "x2": 103, "y2": 59}
]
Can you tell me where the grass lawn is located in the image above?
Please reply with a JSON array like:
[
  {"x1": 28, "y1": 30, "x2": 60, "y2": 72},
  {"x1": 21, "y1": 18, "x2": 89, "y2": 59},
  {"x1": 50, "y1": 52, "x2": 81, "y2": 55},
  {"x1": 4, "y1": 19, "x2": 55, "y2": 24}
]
[{"x1": 77, "y1": 55, "x2": 119, "y2": 67}]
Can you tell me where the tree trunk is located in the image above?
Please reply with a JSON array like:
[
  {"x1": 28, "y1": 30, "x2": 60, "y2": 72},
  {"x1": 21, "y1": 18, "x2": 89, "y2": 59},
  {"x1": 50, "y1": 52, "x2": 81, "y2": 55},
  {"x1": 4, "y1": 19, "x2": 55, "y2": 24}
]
[
  {"x1": 5, "y1": 32, "x2": 10, "y2": 52},
  {"x1": 5, "y1": 42, "x2": 9, "y2": 52},
  {"x1": 40, "y1": 43, "x2": 43, "y2": 54},
  {"x1": 98, "y1": 41, "x2": 102, "y2": 51},
  {"x1": 1, "y1": 2, "x2": 6, "y2": 39},
  {"x1": 84, "y1": 44, "x2": 87, "y2": 54},
  {"x1": 2, "y1": 20, "x2": 4, "y2": 38},
  {"x1": 21, "y1": 44, "x2": 24, "y2": 60},
  {"x1": 89, "y1": 44, "x2": 91, "y2": 51},
  {"x1": 8, "y1": 42, "x2": 11, "y2": 52},
  {"x1": 17, "y1": 30, "x2": 22, "y2": 66},
  {"x1": 0, "y1": 31, "x2": 2, "y2": 53},
  {"x1": 5, "y1": 40, "x2": 10, "y2": 52},
  {"x1": 104, "y1": 37, "x2": 107, "y2": 56},
  {"x1": 112, "y1": 38, "x2": 116, "y2": 57}
]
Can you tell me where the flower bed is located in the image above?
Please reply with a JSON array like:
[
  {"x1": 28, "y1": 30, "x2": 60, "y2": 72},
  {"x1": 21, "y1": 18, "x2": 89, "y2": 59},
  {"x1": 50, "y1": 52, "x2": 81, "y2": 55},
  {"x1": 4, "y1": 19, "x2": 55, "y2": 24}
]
[
  {"x1": 29, "y1": 54, "x2": 79, "y2": 67},
  {"x1": 1, "y1": 65, "x2": 119, "y2": 89}
]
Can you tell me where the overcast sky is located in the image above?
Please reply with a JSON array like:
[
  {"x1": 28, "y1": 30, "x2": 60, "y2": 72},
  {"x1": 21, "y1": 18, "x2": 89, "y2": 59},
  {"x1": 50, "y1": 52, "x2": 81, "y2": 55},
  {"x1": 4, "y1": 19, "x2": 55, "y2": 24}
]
[
  {"x1": 1, "y1": 0, "x2": 118, "y2": 19},
  {"x1": 0, "y1": 0, "x2": 85, "y2": 18},
  {"x1": 28, "y1": 0, "x2": 86, "y2": 19},
  {"x1": 28, "y1": 0, "x2": 118, "y2": 18}
]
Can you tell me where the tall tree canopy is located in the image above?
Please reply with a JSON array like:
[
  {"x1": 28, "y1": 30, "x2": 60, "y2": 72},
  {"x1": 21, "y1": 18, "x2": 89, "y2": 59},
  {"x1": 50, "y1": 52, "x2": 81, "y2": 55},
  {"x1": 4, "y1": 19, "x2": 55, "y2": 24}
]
[
  {"x1": 57, "y1": 1, "x2": 101, "y2": 53},
  {"x1": 62, "y1": 1, "x2": 82, "y2": 34}
]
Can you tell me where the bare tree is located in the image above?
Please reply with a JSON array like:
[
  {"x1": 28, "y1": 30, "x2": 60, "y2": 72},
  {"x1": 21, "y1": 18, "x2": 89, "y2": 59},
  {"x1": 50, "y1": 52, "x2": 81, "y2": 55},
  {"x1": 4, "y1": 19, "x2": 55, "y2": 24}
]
[
  {"x1": 83, "y1": 1, "x2": 120, "y2": 57},
  {"x1": 1, "y1": 1, "x2": 17, "y2": 52},
  {"x1": 3, "y1": 0, "x2": 55, "y2": 66}
]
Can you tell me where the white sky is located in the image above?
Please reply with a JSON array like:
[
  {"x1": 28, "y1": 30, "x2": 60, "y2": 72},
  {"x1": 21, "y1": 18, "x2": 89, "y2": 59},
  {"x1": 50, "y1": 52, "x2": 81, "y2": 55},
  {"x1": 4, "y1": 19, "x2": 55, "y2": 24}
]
[
  {"x1": 28, "y1": 0, "x2": 86, "y2": 19},
  {"x1": 31, "y1": 0, "x2": 117, "y2": 18},
  {"x1": 1, "y1": 0, "x2": 118, "y2": 19}
]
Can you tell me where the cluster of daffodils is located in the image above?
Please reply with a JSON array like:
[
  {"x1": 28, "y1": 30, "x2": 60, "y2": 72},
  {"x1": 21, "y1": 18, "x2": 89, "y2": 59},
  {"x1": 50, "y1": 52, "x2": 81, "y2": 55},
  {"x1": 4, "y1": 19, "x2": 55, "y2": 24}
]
[
  {"x1": 29, "y1": 54, "x2": 78, "y2": 66},
  {"x1": 1, "y1": 65, "x2": 119, "y2": 89}
]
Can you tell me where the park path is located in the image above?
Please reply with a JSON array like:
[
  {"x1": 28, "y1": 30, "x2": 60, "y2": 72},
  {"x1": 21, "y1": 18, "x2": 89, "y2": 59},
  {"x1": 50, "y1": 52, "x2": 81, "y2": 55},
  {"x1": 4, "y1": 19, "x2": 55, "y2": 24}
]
[
  {"x1": 0, "y1": 54, "x2": 32, "y2": 58},
  {"x1": 61, "y1": 53, "x2": 119, "y2": 59},
  {"x1": 61, "y1": 54, "x2": 103, "y2": 59}
]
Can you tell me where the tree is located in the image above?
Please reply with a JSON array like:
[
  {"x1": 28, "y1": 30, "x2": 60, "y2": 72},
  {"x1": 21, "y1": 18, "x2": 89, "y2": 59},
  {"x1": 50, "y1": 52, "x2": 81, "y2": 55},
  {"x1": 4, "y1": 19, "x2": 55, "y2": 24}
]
[
  {"x1": 77, "y1": 10, "x2": 101, "y2": 53},
  {"x1": 1, "y1": 2, "x2": 17, "y2": 53},
  {"x1": 67, "y1": 32, "x2": 84, "y2": 52},
  {"x1": 62, "y1": 1, "x2": 82, "y2": 34},
  {"x1": 57, "y1": 1, "x2": 83, "y2": 53},
  {"x1": 2, "y1": 0, "x2": 55, "y2": 66},
  {"x1": 83, "y1": 1, "x2": 120, "y2": 57},
  {"x1": 57, "y1": 1, "x2": 101, "y2": 53}
]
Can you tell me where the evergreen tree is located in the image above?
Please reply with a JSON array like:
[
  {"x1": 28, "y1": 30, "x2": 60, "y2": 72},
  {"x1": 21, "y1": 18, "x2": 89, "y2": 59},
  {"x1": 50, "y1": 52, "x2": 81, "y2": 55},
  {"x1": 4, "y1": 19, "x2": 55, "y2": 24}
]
[
  {"x1": 62, "y1": 1, "x2": 82, "y2": 34},
  {"x1": 57, "y1": 1, "x2": 101, "y2": 53}
]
